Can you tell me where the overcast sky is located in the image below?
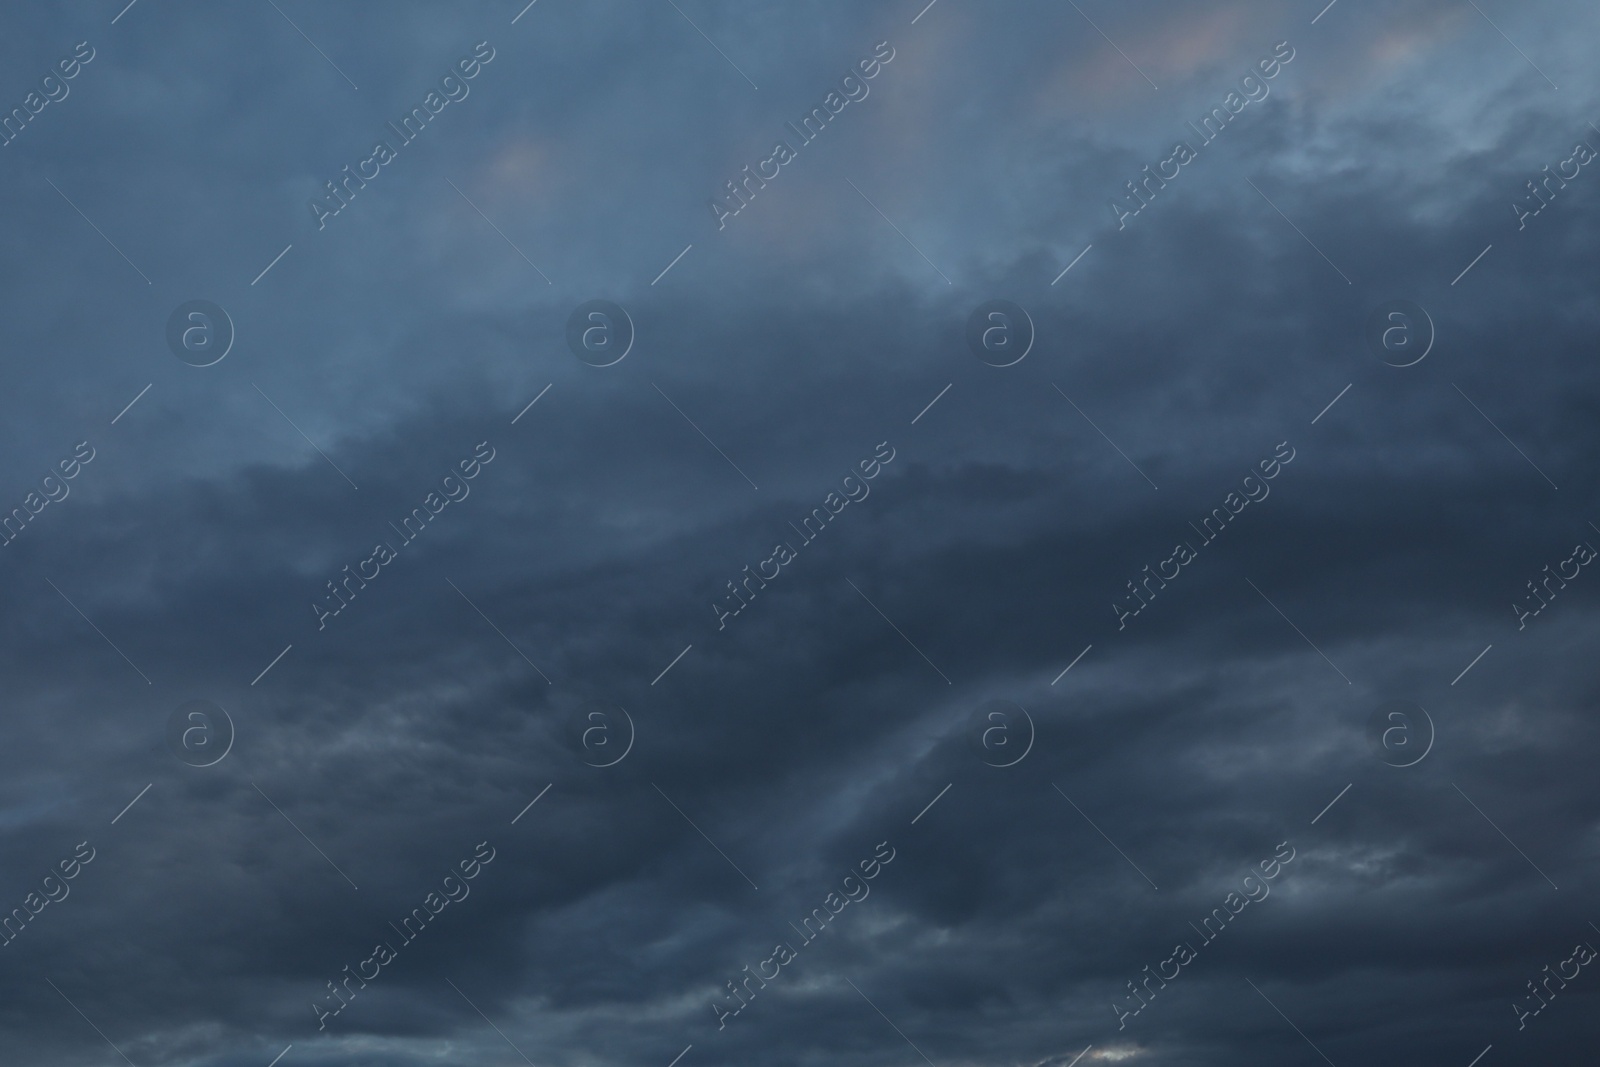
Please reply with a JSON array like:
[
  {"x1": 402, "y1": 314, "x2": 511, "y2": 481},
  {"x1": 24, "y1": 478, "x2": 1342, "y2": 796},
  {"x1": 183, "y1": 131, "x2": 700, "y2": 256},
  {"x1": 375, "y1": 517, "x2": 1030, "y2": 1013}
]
[{"x1": 0, "y1": 1, "x2": 1597, "y2": 1065}]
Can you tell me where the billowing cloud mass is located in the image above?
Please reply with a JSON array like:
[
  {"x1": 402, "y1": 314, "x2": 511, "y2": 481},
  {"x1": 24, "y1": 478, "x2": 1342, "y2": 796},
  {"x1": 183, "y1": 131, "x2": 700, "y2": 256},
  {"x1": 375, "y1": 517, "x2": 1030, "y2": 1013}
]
[{"x1": 0, "y1": 1, "x2": 1597, "y2": 1065}]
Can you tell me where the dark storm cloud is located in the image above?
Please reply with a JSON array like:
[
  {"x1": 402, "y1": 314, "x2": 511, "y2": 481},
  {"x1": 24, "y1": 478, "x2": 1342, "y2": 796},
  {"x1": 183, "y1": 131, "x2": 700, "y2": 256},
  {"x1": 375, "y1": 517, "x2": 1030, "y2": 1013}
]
[{"x1": 0, "y1": 1, "x2": 1598, "y2": 1066}]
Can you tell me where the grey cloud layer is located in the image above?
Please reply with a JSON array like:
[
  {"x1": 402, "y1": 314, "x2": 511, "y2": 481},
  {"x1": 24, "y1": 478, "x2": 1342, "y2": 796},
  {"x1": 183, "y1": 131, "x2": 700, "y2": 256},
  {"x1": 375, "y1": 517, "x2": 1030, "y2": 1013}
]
[{"x1": 0, "y1": 1, "x2": 1597, "y2": 1066}]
